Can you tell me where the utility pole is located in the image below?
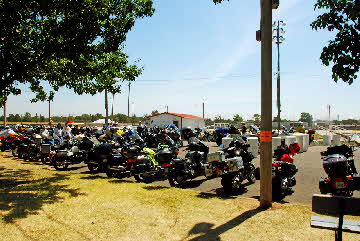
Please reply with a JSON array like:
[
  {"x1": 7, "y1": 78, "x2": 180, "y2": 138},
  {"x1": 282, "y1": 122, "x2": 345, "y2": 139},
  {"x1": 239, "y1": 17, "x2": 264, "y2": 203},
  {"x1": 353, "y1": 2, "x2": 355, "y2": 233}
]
[
  {"x1": 258, "y1": 0, "x2": 276, "y2": 209},
  {"x1": 111, "y1": 93, "x2": 115, "y2": 123},
  {"x1": 105, "y1": 89, "x2": 109, "y2": 126},
  {"x1": 48, "y1": 99, "x2": 51, "y2": 126},
  {"x1": 127, "y1": 82, "x2": 131, "y2": 117},
  {"x1": 273, "y1": 20, "x2": 286, "y2": 131},
  {"x1": 202, "y1": 102, "x2": 205, "y2": 119},
  {"x1": 3, "y1": 100, "x2": 6, "y2": 127}
]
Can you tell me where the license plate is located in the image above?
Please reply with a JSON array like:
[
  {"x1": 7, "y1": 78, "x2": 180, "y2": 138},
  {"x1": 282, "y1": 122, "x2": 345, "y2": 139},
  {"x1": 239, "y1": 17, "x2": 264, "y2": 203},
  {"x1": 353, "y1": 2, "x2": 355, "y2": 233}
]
[{"x1": 335, "y1": 182, "x2": 345, "y2": 189}]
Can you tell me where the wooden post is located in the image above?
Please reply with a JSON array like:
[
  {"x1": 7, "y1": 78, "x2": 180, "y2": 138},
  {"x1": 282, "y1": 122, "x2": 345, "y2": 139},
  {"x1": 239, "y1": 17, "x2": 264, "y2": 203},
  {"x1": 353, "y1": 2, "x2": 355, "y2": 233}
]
[{"x1": 260, "y1": 0, "x2": 273, "y2": 208}]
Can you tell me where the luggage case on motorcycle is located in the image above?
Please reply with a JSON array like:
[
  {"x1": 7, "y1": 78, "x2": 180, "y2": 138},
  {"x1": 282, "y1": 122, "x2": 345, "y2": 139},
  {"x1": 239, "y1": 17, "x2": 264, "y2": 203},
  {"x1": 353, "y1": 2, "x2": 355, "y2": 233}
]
[
  {"x1": 207, "y1": 151, "x2": 225, "y2": 163},
  {"x1": 323, "y1": 154, "x2": 349, "y2": 177},
  {"x1": 41, "y1": 144, "x2": 51, "y2": 154},
  {"x1": 226, "y1": 157, "x2": 244, "y2": 172}
]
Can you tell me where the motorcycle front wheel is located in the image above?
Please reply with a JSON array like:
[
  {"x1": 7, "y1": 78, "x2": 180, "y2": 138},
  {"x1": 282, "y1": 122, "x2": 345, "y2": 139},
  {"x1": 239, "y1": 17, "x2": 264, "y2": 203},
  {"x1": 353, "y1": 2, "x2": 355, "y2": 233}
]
[
  {"x1": 247, "y1": 164, "x2": 256, "y2": 184},
  {"x1": 134, "y1": 174, "x2": 153, "y2": 183},
  {"x1": 87, "y1": 163, "x2": 100, "y2": 174},
  {"x1": 53, "y1": 159, "x2": 69, "y2": 171},
  {"x1": 12, "y1": 148, "x2": 18, "y2": 157},
  {"x1": 272, "y1": 177, "x2": 288, "y2": 201},
  {"x1": 168, "y1": 172, "x2": 187, "y2": 187},
  {"x1": 221, "y1": 173, "x2": 243, "y2": 194}
]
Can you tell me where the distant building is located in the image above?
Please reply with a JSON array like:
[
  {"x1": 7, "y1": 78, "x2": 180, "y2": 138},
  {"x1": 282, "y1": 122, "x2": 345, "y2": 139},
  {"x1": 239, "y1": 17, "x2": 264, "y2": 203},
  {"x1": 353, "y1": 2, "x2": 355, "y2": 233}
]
[{"x1": 148, "y1": 112, "x2": 205, "y2": 129}]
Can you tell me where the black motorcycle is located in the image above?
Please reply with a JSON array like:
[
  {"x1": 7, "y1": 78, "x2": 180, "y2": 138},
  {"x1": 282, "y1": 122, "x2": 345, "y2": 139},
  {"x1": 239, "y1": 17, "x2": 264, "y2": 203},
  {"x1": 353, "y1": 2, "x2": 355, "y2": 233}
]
[
  {"x1": 52, "y1": 139, "x2": 88, "y2": 170},
  {"x1": 167, "y1": 138, "x2": 209, "y2": 187},
  {"x1": 319, "y1": 145, "x2": 360, "y2": 197}
]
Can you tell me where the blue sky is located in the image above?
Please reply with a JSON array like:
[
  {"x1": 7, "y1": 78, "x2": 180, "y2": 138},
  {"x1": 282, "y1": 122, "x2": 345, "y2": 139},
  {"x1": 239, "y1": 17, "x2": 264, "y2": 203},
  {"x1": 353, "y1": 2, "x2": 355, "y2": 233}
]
[{"x1": 2, "y1": 0, "x2": 359, "y2": 121}]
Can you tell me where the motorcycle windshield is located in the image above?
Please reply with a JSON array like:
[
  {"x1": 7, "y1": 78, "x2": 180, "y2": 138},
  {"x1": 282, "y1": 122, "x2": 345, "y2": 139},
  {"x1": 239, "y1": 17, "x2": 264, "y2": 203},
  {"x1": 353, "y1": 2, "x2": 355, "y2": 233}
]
[{"x1": 128, "y1": 133, "x2": 144, "y2": 144}]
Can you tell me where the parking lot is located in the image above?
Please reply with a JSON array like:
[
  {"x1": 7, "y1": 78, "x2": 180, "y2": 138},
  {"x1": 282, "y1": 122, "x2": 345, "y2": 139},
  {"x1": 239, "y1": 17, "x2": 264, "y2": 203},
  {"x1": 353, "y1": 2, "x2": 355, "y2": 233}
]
[{"x1": 40, "y1": 141, "x2": 360, "y2": 205}]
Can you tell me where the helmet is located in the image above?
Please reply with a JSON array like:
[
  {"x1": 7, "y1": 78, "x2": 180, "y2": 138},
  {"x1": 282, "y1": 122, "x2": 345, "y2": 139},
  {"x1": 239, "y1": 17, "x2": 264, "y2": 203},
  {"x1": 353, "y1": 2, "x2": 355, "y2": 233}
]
[
  {"x1": 289, "y1": 143, "x2": 301, "y2": 154},
  {"x1": 281, "y1": 154, "x2": 294, "y2": 163}
]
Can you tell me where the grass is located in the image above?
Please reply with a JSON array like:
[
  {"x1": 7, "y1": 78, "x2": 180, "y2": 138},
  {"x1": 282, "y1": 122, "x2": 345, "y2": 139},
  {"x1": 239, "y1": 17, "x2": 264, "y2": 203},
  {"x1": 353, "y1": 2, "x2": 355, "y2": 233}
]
[{"x1": 1, "y1": 152, "x2": 360, "y2": 241}]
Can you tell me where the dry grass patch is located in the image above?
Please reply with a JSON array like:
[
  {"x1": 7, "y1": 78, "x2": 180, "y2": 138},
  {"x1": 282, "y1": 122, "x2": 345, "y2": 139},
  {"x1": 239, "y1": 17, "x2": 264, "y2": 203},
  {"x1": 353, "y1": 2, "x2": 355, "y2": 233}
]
[{"x1": 1, "y1": 153, "x2": 360, "y2": 241}]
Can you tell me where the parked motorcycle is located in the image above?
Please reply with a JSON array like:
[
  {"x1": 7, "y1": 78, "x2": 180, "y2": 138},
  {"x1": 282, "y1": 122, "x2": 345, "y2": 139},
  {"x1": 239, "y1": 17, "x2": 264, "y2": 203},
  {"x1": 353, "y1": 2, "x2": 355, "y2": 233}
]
[
  {"x1": 272, "y1": 143, "x2": 300, "y2": 200},
  {"x1": 319, "y1": 145, "x2": 360, "y2": 197},
  {"x1": 52, "y1": 138, "x2": 88, "y2": 170},
  {"x1": 204, "y1": 140, "x2": 256, "y2": 193},
  {"x1": 167, "y1": 138, "x2": 209, "y2": 187}
]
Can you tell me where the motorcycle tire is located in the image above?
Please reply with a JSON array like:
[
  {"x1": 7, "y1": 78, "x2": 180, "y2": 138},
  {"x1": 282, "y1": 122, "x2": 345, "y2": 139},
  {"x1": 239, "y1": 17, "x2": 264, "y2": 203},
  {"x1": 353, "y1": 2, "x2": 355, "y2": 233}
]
[
  {"x1": 87, "y1": 163, "x2": 99, "y2": 174},
  {"x1": 41, "y1": 156, "x2": 49, "y2": 165},
  {"x1": 221, "y1": 173, "x2": 243, "y2": 194},
  {"x1": 12, "y1": 148, "x2": 18, "y2": 157},
  {"x1": 254, "y1": 167, "x2": 260, "y2": 180},
  {"x1": 134, "y1": 174, "x2": 153, "y2": 184},
  {"x1": 272, "y1": 177, "x2": 287, "y2": 201},
  {"x1": 53, "y1": 160, "x2": 69, "y2": 171},
  {"x1": 18, "y1": 151, "x2": 23, "y2": 159},
  {"x1": 168, "y1": 173, "x2": 186, "y2": 187},
  {"x1": 104, "y1": 164, "x2": 114, "y2": 178},
  {"x1": 247, "y1": 164, "x2": 256, "y2": 184},
  {"x1": 29, "y1": 152, "x2": 41, "y2": 162}
]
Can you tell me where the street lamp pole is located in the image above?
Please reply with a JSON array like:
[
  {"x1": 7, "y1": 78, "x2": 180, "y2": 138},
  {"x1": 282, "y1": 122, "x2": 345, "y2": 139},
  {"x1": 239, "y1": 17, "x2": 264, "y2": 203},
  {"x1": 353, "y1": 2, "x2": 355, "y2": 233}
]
[{"x1": 128, "y1": 82, "x2": 131, "y2": 117}]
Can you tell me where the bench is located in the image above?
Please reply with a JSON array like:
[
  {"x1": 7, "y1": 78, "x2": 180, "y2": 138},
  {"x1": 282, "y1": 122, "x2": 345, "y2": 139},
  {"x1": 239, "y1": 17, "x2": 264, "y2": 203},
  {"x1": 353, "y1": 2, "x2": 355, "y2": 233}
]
[{"x1": 311, "y1": 194, "x2": 360, "y2": 241}]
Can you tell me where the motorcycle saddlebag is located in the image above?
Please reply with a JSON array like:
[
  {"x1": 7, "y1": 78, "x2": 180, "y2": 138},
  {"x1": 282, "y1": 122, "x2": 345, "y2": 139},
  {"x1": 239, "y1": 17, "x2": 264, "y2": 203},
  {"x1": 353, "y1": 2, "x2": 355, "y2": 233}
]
[
  {"x1": 79, "y1": 139, "x2": 94, "y2": 151},
  {"x1": 207, "y1": 151, "x2": 225, "y2": 163},
  {"x1": 351, "y1": 173, "x2": 360, "y2": 190},
  {"x1": 56, "y1": 150, "x2": 69, "y2": 157},
  {"x1": 41, "y1": 144, "x2": 51, "y2": 154},
  {"x1": 98, "y1": 144, "x2": 112, "y2": 155},
  {"x1": 323, "y1": 154, "x2": 349, "y2": 177},
  {"x1": 157, "y1": 149, "x2": 173, "y2": 164},
  {"x1": 279, "y1": 162, "x2": 298, "y2": 176},
  {"x1": 226, "y1": 157, "x2": 244, "y2": 172}
]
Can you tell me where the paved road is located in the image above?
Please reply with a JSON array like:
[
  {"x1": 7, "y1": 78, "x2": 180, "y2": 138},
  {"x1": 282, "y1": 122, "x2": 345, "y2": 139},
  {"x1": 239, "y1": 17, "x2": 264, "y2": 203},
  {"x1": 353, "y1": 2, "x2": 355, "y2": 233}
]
[{"x1": 12, "y1": 142, "x2": 360, "y2": 205}]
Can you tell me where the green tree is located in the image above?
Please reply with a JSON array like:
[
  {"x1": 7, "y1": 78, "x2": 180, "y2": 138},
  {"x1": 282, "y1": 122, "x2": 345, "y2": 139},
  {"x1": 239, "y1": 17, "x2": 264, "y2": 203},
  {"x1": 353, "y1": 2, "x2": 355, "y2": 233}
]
[
  {"x1": 14, "y1": 114, "x2": 21, "y2": 122},
  {"x1": 311, "y1": 0, "x2": 360, "y2": 84},
  {"x1": 0, "y1": 0, "x2": 155, "y2": 106},
  {"x1": 253, "y1": 114, "x2": 261, "y2": 123},
  {"x1": 39, "y1": 115, "x2": 46, "y2": 122},
  {"x1": 233, "y1": 114, "x2": 244, "y2": 123},
  {"x1": 151, "y1": 110, "x2": 159, "y2": 116},
  {"x1": 8, "y1": 114, "x2": 15, "y2": 122},
  {"x1": 299, "y1": 112, "x2": 313, "y2": 126},
  {"x1": 22, "y1": 112, "x2": 32, "y2": 122}
]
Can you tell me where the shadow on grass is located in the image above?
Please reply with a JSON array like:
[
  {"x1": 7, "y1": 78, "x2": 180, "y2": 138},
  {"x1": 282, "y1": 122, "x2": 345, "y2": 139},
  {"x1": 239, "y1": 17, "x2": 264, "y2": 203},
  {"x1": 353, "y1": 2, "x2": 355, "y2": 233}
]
[
  {"x1": 0, "y1": 167, "x2": 85, "y2": 223},
  {"x1": 143, "y1": 185, "x2": 170, "y2": 191},
  {"x1": 251, "y1": 195, "x2": 289, "y2": 204},
  {"x1": 80, "y1": 174, "x2": 106, "y2": 179},
  {"x1": 187, "y1": 207, "x2": 264, "y2": 241},
  {"x1": 108, "y1": 179, "x2": 135, "y2": 184}
]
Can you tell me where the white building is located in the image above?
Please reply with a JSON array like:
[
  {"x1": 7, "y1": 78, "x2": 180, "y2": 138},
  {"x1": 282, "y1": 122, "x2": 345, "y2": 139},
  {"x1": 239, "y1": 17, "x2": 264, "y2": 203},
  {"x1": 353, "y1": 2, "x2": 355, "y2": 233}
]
[{"x1": 148, "y1": 112, "x2": 205, "y2": 129}]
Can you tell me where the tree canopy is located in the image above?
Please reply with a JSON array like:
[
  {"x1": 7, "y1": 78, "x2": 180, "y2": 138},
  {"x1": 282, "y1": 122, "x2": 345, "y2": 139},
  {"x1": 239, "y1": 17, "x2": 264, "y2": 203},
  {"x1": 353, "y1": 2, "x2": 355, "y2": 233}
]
[
  {"x1": 233, "y1": 114, "x2": 244, "y2": 123},
  {"x1": 0, "y1": 0, "x2": 154, "y2": 106},
  {"x1": 311, "y1": 0, "x2": 360, "y2": 84},
  {"x1": 299, "y1": 112, "x2": 313, "y2": 126}
]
